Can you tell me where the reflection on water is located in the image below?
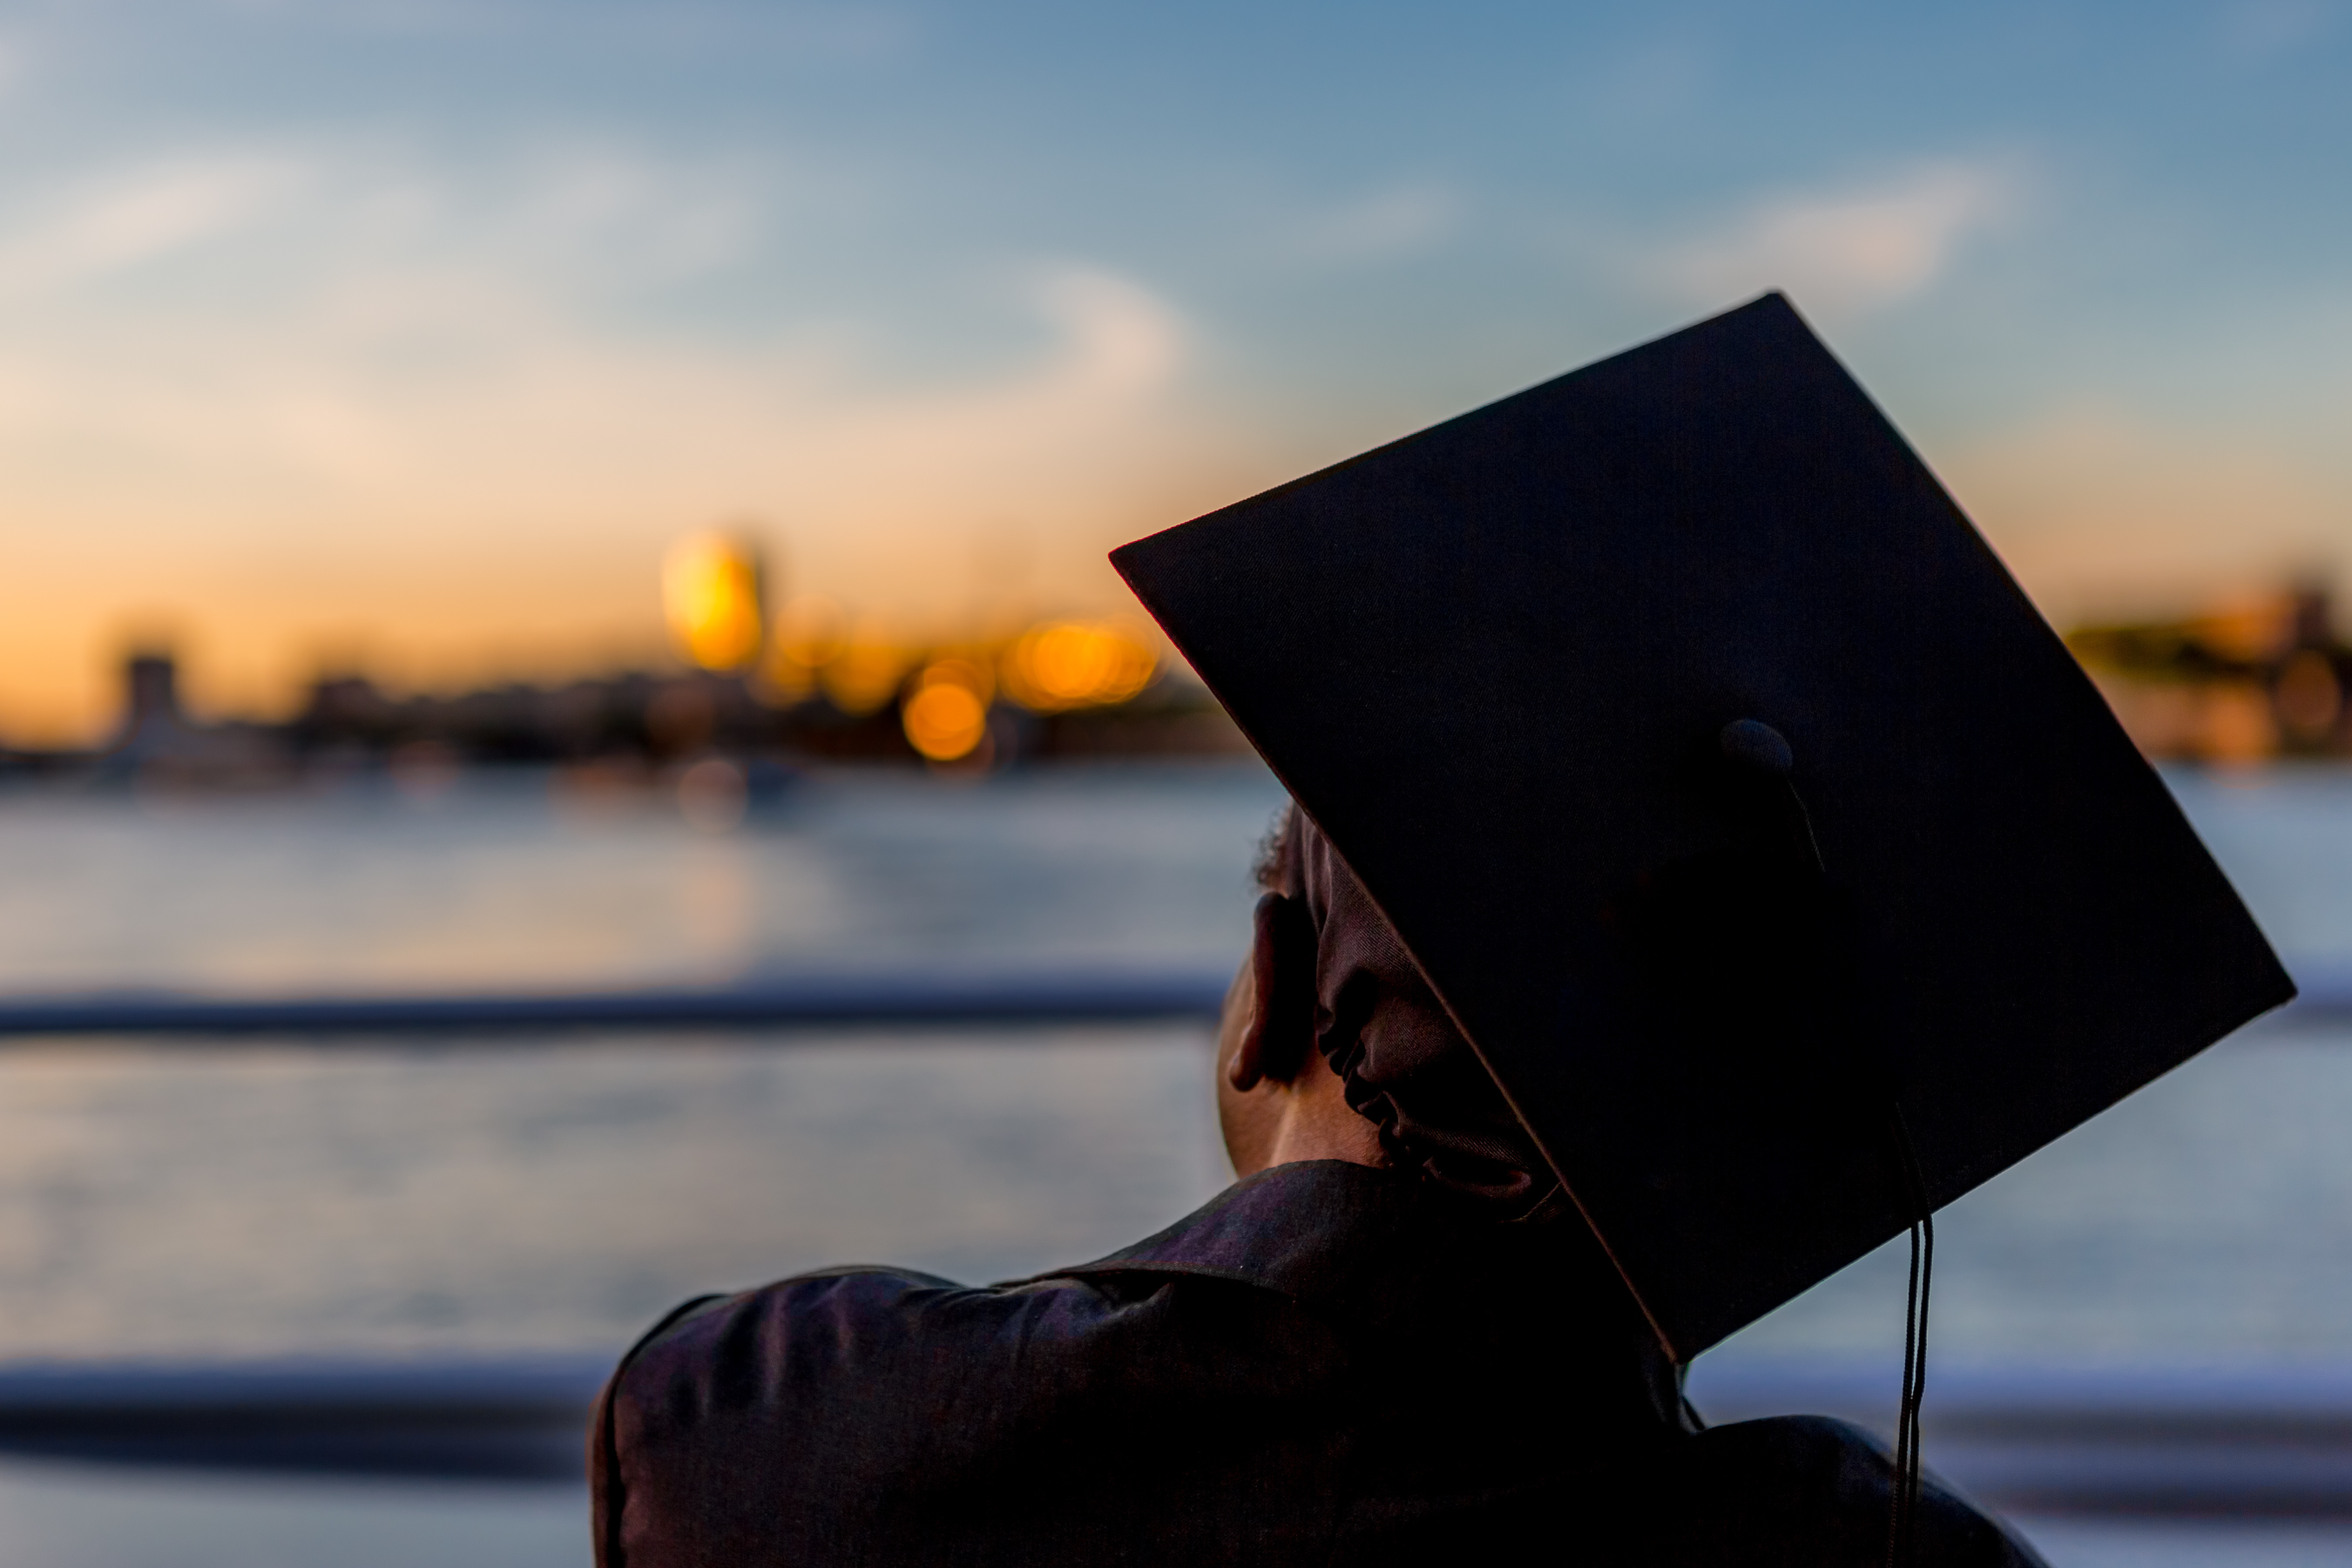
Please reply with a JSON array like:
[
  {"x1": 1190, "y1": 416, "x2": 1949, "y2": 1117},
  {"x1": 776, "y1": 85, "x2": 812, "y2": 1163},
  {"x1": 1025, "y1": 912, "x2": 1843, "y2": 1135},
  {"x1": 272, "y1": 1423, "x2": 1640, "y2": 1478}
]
[
  {"x1": 0, "y1": 1031, "x2": 1227, "y2": 1360},
  {"x1": 0, "y1": 763, "x2": 1288, "y2": 994}
]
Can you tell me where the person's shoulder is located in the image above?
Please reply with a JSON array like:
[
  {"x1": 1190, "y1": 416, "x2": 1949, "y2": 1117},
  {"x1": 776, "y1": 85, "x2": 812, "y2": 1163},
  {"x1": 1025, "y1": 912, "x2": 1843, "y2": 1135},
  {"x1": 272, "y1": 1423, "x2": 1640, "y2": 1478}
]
[
  {"x1": 591, "y1": 1176, "x2": 1400, "y2": 1490},
  {"x1": 591, "y1": 1252, "x2": 1353, "y2": 1566},
  {"x1": 609, "y1": 1262, "x2": 1066, "y2": 1406},
  {"x1": 1646, "y1": 1414, "x2": 2050, "y2": 1568}
]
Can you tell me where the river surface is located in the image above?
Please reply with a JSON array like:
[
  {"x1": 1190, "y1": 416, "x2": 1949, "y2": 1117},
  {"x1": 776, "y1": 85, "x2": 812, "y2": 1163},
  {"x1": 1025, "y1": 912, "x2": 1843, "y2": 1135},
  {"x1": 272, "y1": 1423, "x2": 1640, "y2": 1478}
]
[{"x1": 0, "y1": 759, "x2": 2348, "y2": 1565}]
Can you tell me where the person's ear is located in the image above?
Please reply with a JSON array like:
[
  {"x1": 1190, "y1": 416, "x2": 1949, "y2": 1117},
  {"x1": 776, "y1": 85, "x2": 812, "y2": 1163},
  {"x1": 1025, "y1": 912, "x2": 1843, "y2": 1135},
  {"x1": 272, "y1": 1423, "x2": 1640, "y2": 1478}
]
[
  {"x1": 1239, "y1": 892, "x2": 1317, "y2": 1086},
  {"x1": 1221, "y1": 954, "x2": 1266, "y2": 1092}
]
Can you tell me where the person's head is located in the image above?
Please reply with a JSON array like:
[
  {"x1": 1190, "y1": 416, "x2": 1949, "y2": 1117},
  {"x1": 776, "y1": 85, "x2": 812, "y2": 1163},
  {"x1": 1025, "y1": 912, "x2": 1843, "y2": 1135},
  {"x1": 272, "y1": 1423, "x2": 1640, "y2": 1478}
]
[{"x1": 1215, "y1": 802, "x2": 1558, "y2": 1218}]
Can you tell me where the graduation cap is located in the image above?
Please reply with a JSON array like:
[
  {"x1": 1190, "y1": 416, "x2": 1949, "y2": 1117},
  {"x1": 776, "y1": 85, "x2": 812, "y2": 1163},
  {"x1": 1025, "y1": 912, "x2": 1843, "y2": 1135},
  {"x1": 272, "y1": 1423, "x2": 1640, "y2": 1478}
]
[{"x1": 1112, "y1": 293, "x2": 2294, "y2": 1368}]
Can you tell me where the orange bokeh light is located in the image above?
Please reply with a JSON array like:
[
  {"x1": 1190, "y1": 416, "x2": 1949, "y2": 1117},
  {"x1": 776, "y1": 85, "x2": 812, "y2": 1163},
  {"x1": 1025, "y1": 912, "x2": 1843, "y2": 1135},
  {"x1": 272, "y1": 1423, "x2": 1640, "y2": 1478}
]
[
  {"x1": 902, "y1": 678, "x2": 989, "y2": 760},
  {"x1": 661, "y1": 533, "x2": 767, "y2": 672},
  {"x1": 1000, "y1": 622, "x2": 1155, "y2": 712},
  {"x1": 822, "y1": 623, "x2": 916, "y2": 716}
]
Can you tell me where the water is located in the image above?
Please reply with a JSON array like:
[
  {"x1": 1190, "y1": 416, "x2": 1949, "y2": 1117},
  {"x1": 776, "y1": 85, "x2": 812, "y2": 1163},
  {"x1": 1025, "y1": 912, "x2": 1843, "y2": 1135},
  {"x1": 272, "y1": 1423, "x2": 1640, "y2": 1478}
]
[
  {"x1": 0, "y1": 1031, "x2": 1231, "y2": 1360},
  {"x1": 0, "y1": 1465, "x2": 587, "y2": 1568},
  {"x1": 0, "y1": 764, "x2": 1283, "y2": 1360},
  {"x1": 0, "y1": 764, "x2": 1288, "y2": 994},
  {"x1": 0, "y1": 759, "x2": 2349, "y2": 1564}
]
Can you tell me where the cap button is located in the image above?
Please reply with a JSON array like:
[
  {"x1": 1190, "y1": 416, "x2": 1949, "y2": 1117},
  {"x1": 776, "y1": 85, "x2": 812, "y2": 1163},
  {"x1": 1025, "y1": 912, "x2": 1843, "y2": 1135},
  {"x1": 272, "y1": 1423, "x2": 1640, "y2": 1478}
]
[{"x1": 1719, "y1": 719, "x2": 1794, "y2": 776}]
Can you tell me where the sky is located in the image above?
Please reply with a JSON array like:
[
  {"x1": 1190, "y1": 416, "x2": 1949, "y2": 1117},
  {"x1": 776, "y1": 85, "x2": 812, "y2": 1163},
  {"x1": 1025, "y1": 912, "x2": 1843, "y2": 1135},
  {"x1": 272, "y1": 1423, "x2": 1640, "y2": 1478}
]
[{"x1": 0, "y1": 0, "x2": 2347, "y2": 739}]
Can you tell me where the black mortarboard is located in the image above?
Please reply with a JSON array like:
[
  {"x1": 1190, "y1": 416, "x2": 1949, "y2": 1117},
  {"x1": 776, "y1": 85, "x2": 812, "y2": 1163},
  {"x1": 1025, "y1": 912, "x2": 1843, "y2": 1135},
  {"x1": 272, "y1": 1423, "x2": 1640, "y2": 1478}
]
[{"x1": 1112, "y1": 294, "x2": 2293, "y2": 1361}]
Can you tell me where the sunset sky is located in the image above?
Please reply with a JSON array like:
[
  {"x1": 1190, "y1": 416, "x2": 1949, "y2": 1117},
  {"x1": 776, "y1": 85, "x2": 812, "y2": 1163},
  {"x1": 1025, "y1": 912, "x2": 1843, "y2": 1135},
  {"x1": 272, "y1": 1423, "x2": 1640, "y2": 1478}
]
[{"x1": 0, "y1": 0, "x2": 2347, "y2": 739}]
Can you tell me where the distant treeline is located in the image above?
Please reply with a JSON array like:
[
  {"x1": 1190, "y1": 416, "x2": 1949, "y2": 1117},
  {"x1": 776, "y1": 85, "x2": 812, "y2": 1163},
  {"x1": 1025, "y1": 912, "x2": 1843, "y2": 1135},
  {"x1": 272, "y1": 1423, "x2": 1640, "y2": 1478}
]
[
  {"x1": 0, "y1": 651, "x2": 1249, "y2": 790},
  {"x1": 2069, "y1": 587, "x2": 2352, "y2": 764}
]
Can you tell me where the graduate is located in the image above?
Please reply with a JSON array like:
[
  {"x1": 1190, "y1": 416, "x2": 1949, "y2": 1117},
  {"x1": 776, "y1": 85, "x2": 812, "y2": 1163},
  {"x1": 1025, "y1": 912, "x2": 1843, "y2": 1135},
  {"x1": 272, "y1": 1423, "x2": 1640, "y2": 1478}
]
[{"x1": 591, "y1": 294, "x2": 2291, "y2": 1567}]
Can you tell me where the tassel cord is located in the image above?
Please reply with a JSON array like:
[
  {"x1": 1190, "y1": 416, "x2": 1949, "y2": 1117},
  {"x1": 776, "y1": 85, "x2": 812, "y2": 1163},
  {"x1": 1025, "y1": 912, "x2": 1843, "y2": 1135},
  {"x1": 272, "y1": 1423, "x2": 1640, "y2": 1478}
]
[{"x1": 1886, "y1": 1113, "x2": 1933, "y2": 1568}]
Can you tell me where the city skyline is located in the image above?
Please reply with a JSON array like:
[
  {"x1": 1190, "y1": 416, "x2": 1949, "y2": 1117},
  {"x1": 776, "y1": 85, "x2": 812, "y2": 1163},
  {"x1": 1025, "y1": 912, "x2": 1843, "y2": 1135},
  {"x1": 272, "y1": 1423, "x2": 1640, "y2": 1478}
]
[{"x1": 0, "y1": 0, "x2": 2346, "y2": 739}]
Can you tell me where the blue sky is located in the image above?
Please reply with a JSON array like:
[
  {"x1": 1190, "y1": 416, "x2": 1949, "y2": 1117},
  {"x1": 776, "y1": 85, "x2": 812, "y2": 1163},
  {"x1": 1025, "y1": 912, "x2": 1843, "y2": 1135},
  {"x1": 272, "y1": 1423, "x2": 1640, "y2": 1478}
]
[{"x1": 0, "y1": 0, "x2": 2346, "y2": 733}]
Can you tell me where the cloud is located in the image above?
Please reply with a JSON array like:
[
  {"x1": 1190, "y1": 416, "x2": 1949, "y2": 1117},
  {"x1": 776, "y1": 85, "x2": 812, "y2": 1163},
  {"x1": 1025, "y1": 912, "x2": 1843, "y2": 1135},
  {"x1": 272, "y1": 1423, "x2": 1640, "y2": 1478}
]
[
  {"x1": 0, "y1": 168, "x2": 1192, "y2": 496},
  {"x1": 722, "y1": 264, "x2": 1190, "y2": 504},
  {"x1": 1646, "y1": 159, "x2": 2016, "y2": 314},
  {"x1": 1271, "y1": 186, "x2": 1457, "y2": 269},
  {"x1": 0, "y1": 141, "x2": 1215, "y2": 728},
  {"x1": 0, "y1": 157, "x2": 308, "y2": 294},
  {"x1": 1023, "y1": 266, "x2": 1186, "y2": 402}
]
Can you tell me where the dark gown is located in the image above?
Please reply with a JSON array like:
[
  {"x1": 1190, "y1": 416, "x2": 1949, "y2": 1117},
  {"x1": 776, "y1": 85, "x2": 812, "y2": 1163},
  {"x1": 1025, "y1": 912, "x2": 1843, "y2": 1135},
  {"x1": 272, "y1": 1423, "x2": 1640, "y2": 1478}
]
[{"x1": 592, "y1": 1160, "x2": 2046, "y2": 1567}]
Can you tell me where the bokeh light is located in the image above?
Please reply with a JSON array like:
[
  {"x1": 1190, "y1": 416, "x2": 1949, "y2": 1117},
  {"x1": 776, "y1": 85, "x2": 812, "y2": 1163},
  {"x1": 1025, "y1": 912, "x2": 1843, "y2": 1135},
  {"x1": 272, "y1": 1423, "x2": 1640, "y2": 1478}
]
[
  {"x1": 821, "y1": 621, "x2": 916, "y2": 716},
  {"x1": 756, "y1": 594, "x2": 848, "y2": 704},
  {"x1": 661, "y1": 534, "x2": 767, "y2": 673},
  {"x1": 1000, "y1": 622, "x2": 1157, "y2": 712},
  {"x1": 902, "y1": 672, "x2": 989, "y2": 762},
  {"x1": 918, "y1": 654, "x2": 995, "y2": 707}
]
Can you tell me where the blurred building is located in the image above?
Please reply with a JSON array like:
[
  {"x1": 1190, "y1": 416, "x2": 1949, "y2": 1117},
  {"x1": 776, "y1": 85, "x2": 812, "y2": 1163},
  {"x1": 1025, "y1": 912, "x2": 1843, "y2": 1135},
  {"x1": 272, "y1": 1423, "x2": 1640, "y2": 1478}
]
[
  {"x1": 0, "y1": 524, "x2": 1256, "y2": 789},
  {"x1": 267, "y1": 617, "x2": 1247, "y2": 781},
  {"x1": 2069, "y1": 587, "x2": 2349, "y2": 764},
  {"x1": 0, "y1": 534, "x2": 1247, "y2": 788},
  {"x1": 120, "y1": 652, "x2": 182, "y2": 737},
  {"x1": 91, "y1": 648, "x2": 288, "y2": 787}
]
